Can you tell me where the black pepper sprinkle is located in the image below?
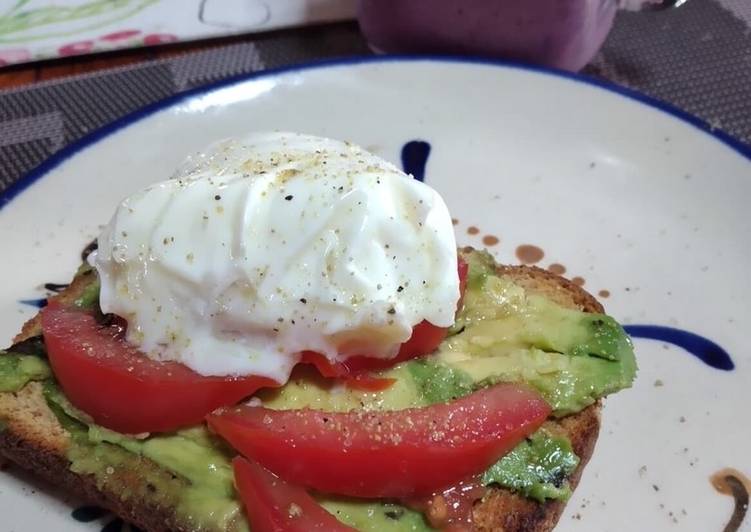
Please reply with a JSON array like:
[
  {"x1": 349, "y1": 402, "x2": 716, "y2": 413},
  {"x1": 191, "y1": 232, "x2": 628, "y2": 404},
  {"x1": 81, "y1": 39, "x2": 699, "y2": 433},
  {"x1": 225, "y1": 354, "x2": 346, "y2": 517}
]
[
  {"x1": 397, "y1": 285, "x2": 404, "y2": 292},
  {"x1": 300, "y1": 298, "x2": 307, "y2": 304},
  {"x1": 214, "y1": 195, "x2": 221, "y2": 200},
  {"x1": 387, "y1": 307, "x2": 396, "y2": 314},
  {"x1": 285, "y1": 195, "x2": 293, "y2": 201}
]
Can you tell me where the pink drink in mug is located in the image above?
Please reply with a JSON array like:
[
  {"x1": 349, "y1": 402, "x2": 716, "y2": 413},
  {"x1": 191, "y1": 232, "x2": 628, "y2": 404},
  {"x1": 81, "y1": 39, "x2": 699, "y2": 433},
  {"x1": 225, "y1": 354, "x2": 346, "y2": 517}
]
[{"x1": 357, "y1": 0, "x2": 684, "y2": 71}]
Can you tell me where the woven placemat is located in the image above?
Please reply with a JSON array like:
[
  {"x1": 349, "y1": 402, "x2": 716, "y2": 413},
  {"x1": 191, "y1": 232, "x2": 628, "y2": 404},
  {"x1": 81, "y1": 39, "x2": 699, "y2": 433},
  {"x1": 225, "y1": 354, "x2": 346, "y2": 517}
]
[{"x1": 1, "y1": 1, "x2": 750, "y2": 193}]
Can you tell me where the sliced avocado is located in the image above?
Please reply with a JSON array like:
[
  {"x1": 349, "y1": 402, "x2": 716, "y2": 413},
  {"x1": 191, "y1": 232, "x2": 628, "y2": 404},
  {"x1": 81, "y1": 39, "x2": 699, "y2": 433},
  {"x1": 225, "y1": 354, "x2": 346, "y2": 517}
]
[
  {"x1": 482, "y1": 429, "x2": 579, "y2": 502},
  {"x1": 407, "y1": 358, "x2": 474, "y2": 404},
  {"x1": 476, "y1": 298, "x2": 631, "y2": 362},
  {"x1": 435, "y1": 345, "x2": 635, "y2": 416},
  {"x1": 259, "y1": 364, "x2": 425, "y2": 412},
  {"x1": 321, "y1": 499, "x2": 431, "y2": 531},
  {"x1": 440, "y1": 251, "x2": 637, "y2": 415},
  {"x1": 0, "y1": 353, "x2": 51, "y2": 392},
  {"x1": 454, "y1": 272, "x2": 632, "y2": 363}
]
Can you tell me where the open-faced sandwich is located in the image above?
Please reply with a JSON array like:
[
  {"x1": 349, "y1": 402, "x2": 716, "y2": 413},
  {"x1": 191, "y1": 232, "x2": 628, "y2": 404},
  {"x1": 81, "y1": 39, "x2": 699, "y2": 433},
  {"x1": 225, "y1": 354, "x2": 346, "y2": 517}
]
[{"x1": 0, "y1": 132, "x2": 636, "y2": 531}]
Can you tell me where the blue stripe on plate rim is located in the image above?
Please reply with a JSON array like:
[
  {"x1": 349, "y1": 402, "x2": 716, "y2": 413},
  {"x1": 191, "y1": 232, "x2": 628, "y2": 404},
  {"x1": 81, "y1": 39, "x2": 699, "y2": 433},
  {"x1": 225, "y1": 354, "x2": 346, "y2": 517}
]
[{"x1": 1, "y1": 54, "x2": 749, "y2": 212}]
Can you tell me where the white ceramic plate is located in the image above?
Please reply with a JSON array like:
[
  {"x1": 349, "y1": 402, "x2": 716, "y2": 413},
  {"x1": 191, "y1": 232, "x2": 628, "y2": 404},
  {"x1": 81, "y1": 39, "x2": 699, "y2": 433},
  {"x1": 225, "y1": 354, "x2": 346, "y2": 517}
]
[{"x1": 1, "y1": 58, "x2": 749, "y2": 532}]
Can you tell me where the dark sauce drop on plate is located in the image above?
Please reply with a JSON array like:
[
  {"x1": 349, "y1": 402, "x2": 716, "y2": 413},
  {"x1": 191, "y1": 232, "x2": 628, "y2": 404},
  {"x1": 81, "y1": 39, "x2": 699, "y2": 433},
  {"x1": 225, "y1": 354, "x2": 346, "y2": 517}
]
[
  {"x1": 710, "y1": 469, "x2": 750, "y2": 532},
  {"x1": 482, "y1": 235, "x2": 500, "y2": 247},
  {"x1": 515, "y1": 245, "x2": 544, "y2": 264}
]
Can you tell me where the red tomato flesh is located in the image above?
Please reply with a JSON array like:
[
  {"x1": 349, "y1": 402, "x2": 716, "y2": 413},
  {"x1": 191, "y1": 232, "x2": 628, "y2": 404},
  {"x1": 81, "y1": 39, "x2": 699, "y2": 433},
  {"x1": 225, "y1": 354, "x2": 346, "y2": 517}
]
[
  {"x1": 208, "y1": 383, "x2": 550, "y2": 498},
  {"x1": 41, "y1": 303, "x2": 277, "y2": 434},
  {"x1": 233, "y1": 457, "x2": 355, "y2": 532},
  {"x1": 343, "y1": 374, "x2": 397, "y2": 392}
]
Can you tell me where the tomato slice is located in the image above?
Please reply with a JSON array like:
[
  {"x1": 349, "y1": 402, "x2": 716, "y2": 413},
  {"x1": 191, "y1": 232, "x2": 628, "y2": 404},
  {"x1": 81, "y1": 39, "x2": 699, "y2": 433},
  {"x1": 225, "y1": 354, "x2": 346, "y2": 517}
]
[
  {"x1": 299, "y1": 351, "x2": 346, "y2": 378},
  {"x1": 343, "y1": 374, "x2": 397, "y2": 392},
  {"x1": 233, "y1": 457, "x2": 355, "y2": 532},
  {"x1": 41, "y1": 303, "x2": 277, "y2": 434},
  {"x1": 208, "y1": 383, "x2": 550, "y2": 498}
]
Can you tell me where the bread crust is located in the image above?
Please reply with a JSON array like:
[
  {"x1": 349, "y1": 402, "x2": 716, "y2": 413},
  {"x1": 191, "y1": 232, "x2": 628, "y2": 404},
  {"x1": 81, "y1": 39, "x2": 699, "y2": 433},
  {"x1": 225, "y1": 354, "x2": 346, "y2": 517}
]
[
  {"x1": 1, "y1": 260, "x2": 606, "y2": 532},
  {"x1": 0, "y1": 427, "x2": 189, "y2": 532}
]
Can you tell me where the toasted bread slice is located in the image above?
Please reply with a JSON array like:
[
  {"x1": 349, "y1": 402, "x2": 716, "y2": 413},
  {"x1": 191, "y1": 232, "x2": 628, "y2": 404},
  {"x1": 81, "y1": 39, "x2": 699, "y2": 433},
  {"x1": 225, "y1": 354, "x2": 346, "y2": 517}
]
[{"x1": 0, "y1": 262, "x2": 603, "y2": 532}]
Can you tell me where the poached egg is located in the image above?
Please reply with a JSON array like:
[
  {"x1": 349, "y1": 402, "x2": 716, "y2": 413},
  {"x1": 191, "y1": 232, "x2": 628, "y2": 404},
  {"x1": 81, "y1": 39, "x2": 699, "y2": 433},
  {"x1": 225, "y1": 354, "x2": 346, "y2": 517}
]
[{"x1": 90, "y1": 132, "x2": 459, "y2": 382}]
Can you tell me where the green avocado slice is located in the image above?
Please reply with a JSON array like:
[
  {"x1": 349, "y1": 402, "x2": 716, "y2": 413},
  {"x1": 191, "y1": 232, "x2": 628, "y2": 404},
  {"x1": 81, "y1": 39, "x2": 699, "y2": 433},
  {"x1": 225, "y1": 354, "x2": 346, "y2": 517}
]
[{"x1": 0, "y1": 353, "x2": 51, "y2": 392}]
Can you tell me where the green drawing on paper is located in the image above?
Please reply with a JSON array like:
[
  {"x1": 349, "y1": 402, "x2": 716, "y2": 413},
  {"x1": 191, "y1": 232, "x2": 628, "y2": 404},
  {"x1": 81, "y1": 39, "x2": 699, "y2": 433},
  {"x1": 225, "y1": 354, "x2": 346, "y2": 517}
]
[{"x1": 0, "y1": 0, "x2": 159, "y2": 43}]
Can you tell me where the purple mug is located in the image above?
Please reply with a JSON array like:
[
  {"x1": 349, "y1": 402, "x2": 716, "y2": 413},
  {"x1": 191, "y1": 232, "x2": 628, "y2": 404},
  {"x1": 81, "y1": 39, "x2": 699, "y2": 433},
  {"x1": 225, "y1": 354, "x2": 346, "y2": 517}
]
[{"x1": 357, "y1": 0, "x2": 686, "y2": 71}]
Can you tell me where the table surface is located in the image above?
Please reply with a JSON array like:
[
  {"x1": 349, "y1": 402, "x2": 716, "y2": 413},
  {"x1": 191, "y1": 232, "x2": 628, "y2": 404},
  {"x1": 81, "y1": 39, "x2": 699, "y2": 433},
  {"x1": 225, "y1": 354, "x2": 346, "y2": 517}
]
[{"x1": 0, "y1": 33, "x2": 250, "y2": 90}]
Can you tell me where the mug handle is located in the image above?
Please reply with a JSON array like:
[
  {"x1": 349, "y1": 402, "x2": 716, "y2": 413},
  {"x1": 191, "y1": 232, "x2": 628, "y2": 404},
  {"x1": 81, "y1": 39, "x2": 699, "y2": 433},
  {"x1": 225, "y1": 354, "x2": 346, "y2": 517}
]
[{"x1": 618, "y1": 0, "x2": 689, "y2": 11}]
